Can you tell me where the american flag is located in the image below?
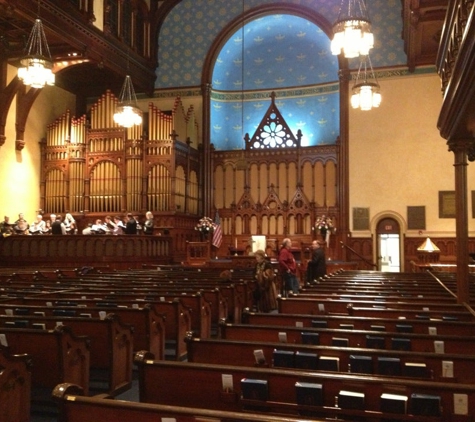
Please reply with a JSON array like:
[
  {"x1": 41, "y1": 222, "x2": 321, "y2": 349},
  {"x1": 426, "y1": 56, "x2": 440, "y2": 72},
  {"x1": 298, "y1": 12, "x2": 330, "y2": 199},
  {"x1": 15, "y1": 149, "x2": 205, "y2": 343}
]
[{"x1": 212, "y1": 211, "x2": 223, "y2": 248}]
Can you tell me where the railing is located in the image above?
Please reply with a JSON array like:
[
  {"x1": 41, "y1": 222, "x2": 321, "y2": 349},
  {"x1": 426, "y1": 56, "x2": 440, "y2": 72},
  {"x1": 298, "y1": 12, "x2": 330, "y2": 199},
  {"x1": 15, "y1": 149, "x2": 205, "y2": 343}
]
[
  {"x1": 0, "y1": 235, "x2": 172, "y2": 269},
  {"x1": 340, "y1": 241, "x2": 377, "y2": 269}
]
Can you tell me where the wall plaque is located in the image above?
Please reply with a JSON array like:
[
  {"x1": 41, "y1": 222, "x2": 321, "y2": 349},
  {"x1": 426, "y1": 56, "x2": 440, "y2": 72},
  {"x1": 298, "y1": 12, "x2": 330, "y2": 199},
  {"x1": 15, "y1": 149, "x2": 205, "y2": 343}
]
[{"x1": 439, "y1": 191, "x2": 455, "y2": 218}]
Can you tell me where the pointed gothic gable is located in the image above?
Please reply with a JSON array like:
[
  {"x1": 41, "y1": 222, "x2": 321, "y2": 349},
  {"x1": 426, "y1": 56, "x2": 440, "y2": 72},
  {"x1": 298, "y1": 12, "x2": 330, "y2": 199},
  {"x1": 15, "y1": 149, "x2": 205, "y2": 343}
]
[
  {"x1": 261, "y1": 184, "x2": 285, "y2": 212},
  {"x1": 288, "y1": 185, "x2": 312, "y2": 212},
  {"x1": 235, "y1": 186, "x2": 257, "y2": 212},
  {"x1": 245, "y1": 91, "x2": 302, "y2": 150}
]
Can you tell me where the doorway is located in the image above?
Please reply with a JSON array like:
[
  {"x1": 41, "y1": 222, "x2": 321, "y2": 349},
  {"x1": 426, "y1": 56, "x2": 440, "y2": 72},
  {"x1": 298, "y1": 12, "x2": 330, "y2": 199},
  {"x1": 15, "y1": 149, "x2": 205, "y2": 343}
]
[{"x1": 376, "y1": 218, "x2": 401, "y2": 272}]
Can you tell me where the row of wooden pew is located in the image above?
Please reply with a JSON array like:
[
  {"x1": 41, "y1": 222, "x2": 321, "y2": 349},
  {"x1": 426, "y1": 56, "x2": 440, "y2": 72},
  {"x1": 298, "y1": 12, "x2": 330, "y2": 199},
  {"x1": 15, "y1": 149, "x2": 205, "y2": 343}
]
[
  {"x1": 2, "y1": 265, "x2": 475, "y2": 421},
  {"x1": 125, "y1": 268, "x2": 475, "y2": 421}
]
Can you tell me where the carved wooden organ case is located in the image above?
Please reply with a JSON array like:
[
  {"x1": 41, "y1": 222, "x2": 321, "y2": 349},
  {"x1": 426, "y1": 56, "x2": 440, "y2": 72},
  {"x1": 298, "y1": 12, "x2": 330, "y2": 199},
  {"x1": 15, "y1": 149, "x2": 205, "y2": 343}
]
[{"x1": 40, "y1": 91, "x2": 201, "y2": 228}]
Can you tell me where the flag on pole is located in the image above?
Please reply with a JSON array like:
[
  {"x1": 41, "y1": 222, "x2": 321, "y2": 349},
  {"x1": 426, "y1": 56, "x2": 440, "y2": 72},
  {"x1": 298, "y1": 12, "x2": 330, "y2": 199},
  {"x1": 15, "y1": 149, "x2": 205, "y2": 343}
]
[{"x1": 212, "y1": 211, "x2": 223, "y2": 248}]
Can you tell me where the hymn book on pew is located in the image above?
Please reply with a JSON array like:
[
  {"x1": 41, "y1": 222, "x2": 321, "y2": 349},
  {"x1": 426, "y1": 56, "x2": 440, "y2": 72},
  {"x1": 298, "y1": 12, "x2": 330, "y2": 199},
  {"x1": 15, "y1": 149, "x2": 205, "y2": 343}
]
[
  {"x1": 273, "y1": 349, "x2": 294, "y2": 368},
  {"x1": 301, "y1": 331, "x2": 320, "y2": 345},
  {"x1": 295, "y1": 351, "x2": 318, "y2": 369},
  {"x1": 318, "y1": 356, "x2": 339, "y2": 371},
  {"x1": 380, "y1": 393, "x2": 408, "y2": 414},
  {"x1": 410, "y1": 393, "x2": 441, "y2": 417},
  {"x1": 338, "y1": 390, "x2": 365, "y2": 410},
  {"x1": 403, "y1": 362, "x2": 427, "y2": 378},
  {"x1": 295, "y1": 381, "x2": 323, "y2": 411}
]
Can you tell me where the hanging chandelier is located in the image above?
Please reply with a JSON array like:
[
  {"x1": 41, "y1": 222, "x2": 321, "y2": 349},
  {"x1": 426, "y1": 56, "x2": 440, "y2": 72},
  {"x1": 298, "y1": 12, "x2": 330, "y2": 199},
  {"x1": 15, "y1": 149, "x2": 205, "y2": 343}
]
[
  {"x1": 351, "y1": 54, "x2": 381, "y2": 111},
  {"x1": 113, "y1": 75, "x2": 143, "y2": 128},
  {"x1": 18, "y1": 17, "x2": 55, "y2": 88},
  {"x1": 331, "y1": 0, "x2": 374, "y2": 58}
]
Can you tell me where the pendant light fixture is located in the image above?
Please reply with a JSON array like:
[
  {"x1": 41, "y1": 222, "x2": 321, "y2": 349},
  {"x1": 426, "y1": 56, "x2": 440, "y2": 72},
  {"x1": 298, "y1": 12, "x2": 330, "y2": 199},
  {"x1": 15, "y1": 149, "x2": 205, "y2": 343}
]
[
  {"x1": 18, "y1": 1, "x2": 55, "y2": 88},
  {"x1": 113, "y1": 74, "x2": 143, "y2": 128},
  {"x1": 350, "y1": 54, "x2": 381, "y2": 111},
  {"x1": 331, "y1": 0, "x2": 374, "y2": 58}
]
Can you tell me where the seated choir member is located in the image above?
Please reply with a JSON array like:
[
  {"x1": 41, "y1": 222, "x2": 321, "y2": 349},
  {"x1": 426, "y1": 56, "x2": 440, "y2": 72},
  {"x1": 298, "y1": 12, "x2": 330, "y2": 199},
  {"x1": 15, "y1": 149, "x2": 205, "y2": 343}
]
[
  {"x1": 29, "y1": 214, "x2": 46, "y2": 235},
  {"x1": 51, "y1": 214, "x2": 66, "y2": 235},
  {"x1": 64, "y1": 213, "x2": 77, "y2": 234},
  {"x1": 112, "y1": 216, "x2": 126, "y2": 235},
  {"x1": 42, "y1": 220, "x2": 52, "y2": 234},
  {"x1": 13, "y1": 218, "x2": 29, "y2": 235},
  {"x1": 13, "y1": 213, "x2": 29, "y2": 235},
  {"x1": 91, "y1": 219, "x2": 108, "y2": 234},
  {"x1": 0, "y1": 216, "x2": 14, "y2": 237},
  {"x1": 125, "y1": 213, "x2": 137, "y2": 234},
  {"x1": 144, "y1": 211, "x2": 154, "y2": 235}
]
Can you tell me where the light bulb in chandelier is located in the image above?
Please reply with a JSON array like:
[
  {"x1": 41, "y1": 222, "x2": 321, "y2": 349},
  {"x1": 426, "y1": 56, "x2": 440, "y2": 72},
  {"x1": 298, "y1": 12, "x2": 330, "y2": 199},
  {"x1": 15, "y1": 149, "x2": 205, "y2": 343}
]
[
  {"x1": 18, "y1": 18, "x2": 55, "y2": 88},
  {"x1": 113, "y1": 75, "x2": 143, "y2": 128},
  {"x1": 350, "y1": 54, "x2": 381, "y2": 111},
  {"x1": 331, "y1": 0, "x2": 374, "y2": 58}
]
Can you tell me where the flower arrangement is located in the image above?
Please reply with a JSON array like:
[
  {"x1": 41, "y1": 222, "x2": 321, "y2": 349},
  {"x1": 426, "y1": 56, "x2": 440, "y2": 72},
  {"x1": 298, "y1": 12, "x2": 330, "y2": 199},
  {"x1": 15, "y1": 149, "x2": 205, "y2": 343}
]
[
  {"x1": 315, "y1": 215, "x2": 334, "y2": 234},
  {"x1": 195, "y1": 216, "x2": 215, "y2": 235}
]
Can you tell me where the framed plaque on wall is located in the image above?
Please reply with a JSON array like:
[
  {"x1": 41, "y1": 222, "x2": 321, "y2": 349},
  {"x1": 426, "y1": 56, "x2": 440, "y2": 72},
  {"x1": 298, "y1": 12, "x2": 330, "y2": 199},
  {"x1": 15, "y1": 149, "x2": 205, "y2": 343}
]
[{"x1": 439, "y1": 191, "x2": 455, "y2": 218}]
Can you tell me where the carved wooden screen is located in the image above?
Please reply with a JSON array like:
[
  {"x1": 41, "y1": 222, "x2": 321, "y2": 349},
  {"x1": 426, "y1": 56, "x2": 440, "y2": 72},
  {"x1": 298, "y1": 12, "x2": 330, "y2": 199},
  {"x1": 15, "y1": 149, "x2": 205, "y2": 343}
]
[{"x1": 212, "y1": 93, "x2": 338, "y2": 246}]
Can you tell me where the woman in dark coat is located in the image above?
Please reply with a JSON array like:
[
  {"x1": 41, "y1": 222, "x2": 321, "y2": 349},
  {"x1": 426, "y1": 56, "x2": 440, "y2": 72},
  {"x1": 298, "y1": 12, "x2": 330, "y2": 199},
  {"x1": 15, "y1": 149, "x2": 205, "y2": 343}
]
[
  {"x1": 307, "y1": 240, "x2": 327, "y2": 283},
  {"x1": 253, "y1": 249, "x2": 278, "y2": 312}
]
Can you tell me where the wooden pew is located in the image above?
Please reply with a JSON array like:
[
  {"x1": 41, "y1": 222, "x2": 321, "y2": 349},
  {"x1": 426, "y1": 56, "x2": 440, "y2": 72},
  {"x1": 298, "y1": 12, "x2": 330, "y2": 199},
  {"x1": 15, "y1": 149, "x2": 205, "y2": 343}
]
[
  {"x1": 0, "y1": 312, "x2": 132, "y2": 396},
  {"x1": 53, "y1": 382, "x2": 330, "y2": 422},
  {"x1": 242, "y1": 310, "x2": 475, "y2": 336},
  {"x1": 219, "y1": 322, "x2": 475, "y2": 355},
  {"x1": 0, "y1": 348, "x2": 31, "y2": 422},
  {"x1": 0, "y1": 302, "x2": 165, "y2": 359},
  {"x1": 135, "y1": 352, "x2": 475, "y2": 420},
  {"x1": 185, "y1": 335, "x2": 475, "y2": 384},
  {"x1": 5, "y1": 295, "x2": 191, "y2": 361},
  {"x1": 0, "y1": 325, "x2": 89, "y2": 395},
  {"x1": 277, "y1": 297, "x2": 475, "y2": 320}
]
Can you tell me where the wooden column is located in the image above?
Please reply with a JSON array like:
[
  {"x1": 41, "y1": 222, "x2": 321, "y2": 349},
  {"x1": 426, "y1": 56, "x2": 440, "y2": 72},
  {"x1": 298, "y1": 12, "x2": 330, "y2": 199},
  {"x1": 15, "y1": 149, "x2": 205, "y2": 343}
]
[
  {"x1": 201, "y1": 83, "x2": 212, "y2": 217},
  {"x1": 449, "y1": 140, "x2": 470, "y2": 303},
  {"x1": 338, "y1": 64, "x2": 350, "y2": 262}
]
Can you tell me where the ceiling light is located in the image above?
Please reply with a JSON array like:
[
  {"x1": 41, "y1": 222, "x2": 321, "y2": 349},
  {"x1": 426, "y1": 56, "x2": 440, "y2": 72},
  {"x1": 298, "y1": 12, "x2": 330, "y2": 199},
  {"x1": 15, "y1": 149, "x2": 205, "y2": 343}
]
[{"x1": 331, "y1": 0, "x2": 374, "y2": 58}]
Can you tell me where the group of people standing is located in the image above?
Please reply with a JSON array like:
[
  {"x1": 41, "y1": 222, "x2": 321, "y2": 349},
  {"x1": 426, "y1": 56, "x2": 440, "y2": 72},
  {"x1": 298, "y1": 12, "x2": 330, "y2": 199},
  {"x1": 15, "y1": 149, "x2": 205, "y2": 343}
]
[
  {"x1": 82, "y1": 212, "x2": 155, "y2": 235},
  {"x1": 0, "y1": 213, "x2": 77, "y2": 237},
  {"x1": 252, "y1": 238, "x2": 327, "y2": 313},
  {"x1": 0, "y1": 211, "x2": 155, "y2": 237}
]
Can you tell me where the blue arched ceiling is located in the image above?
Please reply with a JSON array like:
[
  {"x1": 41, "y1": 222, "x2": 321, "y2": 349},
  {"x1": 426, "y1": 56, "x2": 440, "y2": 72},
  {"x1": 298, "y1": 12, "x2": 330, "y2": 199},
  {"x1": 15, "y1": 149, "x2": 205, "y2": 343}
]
[
  {"x1": 211, "y1": 14, "x2": 339, "y2": 150},
  {"x1": 156, "y1": 0, "x2": 406, "y2": 151},
  {"x1": 213, "y1": 14, "x2": 337, "y2": 91},
  {"x1": 156, "y1": 0, "x2": 406, "y2": 87}
]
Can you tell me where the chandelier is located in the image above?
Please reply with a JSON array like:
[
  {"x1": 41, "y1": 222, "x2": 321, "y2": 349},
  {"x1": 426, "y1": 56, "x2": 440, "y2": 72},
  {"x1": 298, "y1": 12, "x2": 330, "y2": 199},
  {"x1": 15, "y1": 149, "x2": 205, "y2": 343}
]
[
  {"x1": 331, "y1": 0, "x2": 374, "y2": 58},
  {"x1": 113, "y1": 75, "x2": 143, "y2": 128},
  {"x1": 18, "y1": 17, "x2": 55, "y2": 88},
  {"x1": 351, "y1": 54, "x2": 381, "y2": 111}
]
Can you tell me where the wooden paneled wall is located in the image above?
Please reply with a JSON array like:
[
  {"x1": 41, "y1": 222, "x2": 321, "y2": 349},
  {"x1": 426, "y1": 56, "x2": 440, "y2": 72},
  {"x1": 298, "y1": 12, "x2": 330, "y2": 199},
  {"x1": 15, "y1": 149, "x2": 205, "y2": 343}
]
[{"x1": 211, "y1": 144, "x2": 340, "y2": 253}]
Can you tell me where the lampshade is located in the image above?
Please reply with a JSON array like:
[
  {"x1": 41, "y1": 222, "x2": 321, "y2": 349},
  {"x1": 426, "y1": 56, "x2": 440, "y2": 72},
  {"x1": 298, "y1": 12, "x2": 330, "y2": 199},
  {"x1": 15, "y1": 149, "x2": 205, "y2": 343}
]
[
  {"x1": 18, "y1": 18, "x2": 55, "y2": 88},
  {"x1": 113, "y1": 75, "x2": 143, "y2": 128},
  {"x1": 351, "y1": 54, "x2": 381, "y2": 111},
  {"x1": 331, "y1": 0, "x2": 374, "y2": 58},
  {"x1": 417, "y1": 237, "x2": 440, "y2": 253}
]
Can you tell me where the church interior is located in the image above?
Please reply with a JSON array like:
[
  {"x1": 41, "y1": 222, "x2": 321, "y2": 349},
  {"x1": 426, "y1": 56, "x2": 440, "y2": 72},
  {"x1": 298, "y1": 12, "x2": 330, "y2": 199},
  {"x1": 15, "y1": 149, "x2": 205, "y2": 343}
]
[{"x1": 1, "y1": 0, "x2": 475, "y2": 421}]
